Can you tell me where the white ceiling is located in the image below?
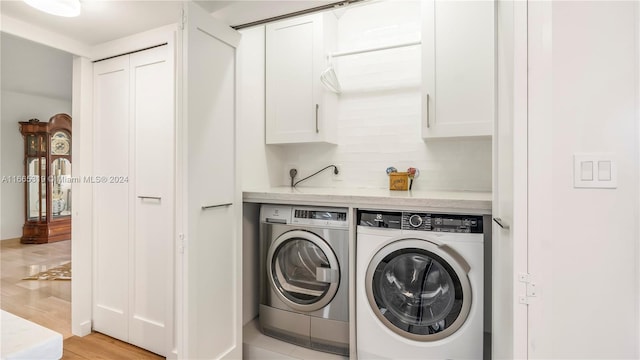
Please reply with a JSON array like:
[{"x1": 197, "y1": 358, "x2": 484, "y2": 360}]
[
  {"x1": 1, "y1": 32, "x2": 73, "y2": 100},
  {"x1": 0, "y1": 0, "x2": 337, "y2": 46}
]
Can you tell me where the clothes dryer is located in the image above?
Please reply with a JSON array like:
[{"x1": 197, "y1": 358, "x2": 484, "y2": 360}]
[
  {"x1": 260, "y1": 204, "x2": 349, "y2": 356},
  {"x1": 356, "y1": 210, "x2": 484, "y2": 359}
]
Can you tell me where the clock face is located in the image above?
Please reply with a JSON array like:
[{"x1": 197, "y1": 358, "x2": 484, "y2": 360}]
[
  {"x1": 51, "y1": 131, "x2": 70, "y2": 156},
  {"x1": 52, "y1": 198, "x2": 66, "y2": 215}
]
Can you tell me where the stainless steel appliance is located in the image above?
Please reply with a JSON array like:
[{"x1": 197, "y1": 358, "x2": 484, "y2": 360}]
[{"x1": 259, "y1": 204, "x2": 349, "y2": 356}]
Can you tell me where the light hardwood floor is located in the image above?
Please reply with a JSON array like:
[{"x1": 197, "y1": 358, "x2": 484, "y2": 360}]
[
  {"x1": 64, "y1": 332, "x2": 163, "y2": 359},
  {"x1": 1, "y1": 238, "x2": 72, "y2": 338},
  {"x1": 1, "y1": 238, "x2": 163, "y2": 359}
]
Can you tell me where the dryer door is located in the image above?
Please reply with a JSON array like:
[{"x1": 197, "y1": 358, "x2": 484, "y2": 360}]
[
  {"x1": 365, "y1": 239, "x2": 472, "y2": 341},
  {"x1": 267, "y1": 230, "x2": 340, "y2": 312}
]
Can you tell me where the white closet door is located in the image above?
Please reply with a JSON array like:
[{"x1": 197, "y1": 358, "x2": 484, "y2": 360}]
[
  {"x1": 129, "y1": 45, "x2": 174, "y2": 356},
  {"x1": 93, "y1": 44, "x2": 174, "y2": 356},
  {"x1": 93, "y1": 55, "x2": 130, "y2": 342},
  {"x1": 180, "y1": 2, "x2": 241, "y2": 359}
]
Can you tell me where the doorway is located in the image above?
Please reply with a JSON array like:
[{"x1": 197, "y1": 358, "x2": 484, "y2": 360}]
[{"x1": 0, "y1": 31, "x2": 73, "y2": 338}]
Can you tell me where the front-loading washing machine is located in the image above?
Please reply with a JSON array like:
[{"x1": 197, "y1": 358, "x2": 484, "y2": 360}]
[
  {"x1": 259, "y1": 204, "x2": 349, "y2": 356},
  {"x1": 356, "y1": 210, "x2": 484, "y2": 359}
]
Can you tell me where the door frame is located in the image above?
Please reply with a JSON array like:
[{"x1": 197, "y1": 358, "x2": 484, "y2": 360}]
[
  {"x1": 7, "y1": 1, "x2": 541, "y2": 358},
  {"x1": 76, "y1": 25, "x2": 180, "y2": 357}
]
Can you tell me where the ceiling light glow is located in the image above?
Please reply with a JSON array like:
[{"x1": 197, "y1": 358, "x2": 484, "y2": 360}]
[{"x1": 23, "y1": 0, "x2": 81, "y2": 17}]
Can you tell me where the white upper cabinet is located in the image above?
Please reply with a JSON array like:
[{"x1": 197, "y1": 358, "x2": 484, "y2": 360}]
[
  {"x1": 266, "y1": 12, "x2": 338, "y2": 144},
  {"x1": 422, "y1": 0, "x2": 495, "y2": 139}
]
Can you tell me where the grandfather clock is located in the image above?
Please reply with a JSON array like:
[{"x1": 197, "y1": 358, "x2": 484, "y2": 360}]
[{"x1": 19, "y1": 113, "x2": 72, "y2": 244}]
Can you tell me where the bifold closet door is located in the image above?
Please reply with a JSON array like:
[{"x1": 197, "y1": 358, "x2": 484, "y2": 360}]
[
  {"x1": 129, "y1": 45, "x2": 174, "y2": 356},
  {"x1": 93, "y1": 55, "x2": 130, "y2": 342},
  {"x1": 93, "y1": 45, "x2": 173, "y2": 357}
]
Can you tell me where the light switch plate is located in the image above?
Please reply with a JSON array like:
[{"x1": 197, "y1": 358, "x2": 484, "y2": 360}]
[
  {"x1": 580, "y1": 161, "x2": 593, "y2": 181},
  {"x1": 598, "y1": 161, "x2": 611, "y2": 181},
  {"x1": 574, "y1": 153, "x2": 617, "y2": 189}
]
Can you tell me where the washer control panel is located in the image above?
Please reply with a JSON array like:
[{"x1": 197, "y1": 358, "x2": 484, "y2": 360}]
[
  {"x1": 358, "y1": 211, "x2": 402, "y2": 229},
  {"x1": 402, "y1": 212, "x2": 483, "y2": 233},
  {"x1": 402, "y1": 213, "x2": 430, "y2": 231},
  {"x1": 358, "y1": 210, "x2": 483, "y2": 233}
]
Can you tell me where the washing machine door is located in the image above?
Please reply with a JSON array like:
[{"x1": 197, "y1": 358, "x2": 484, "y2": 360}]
[
  {"x1": 267, "y1": 230, "x2": 340, "y2": 312},
  {"x1": 365, "y1": 239, "x2": 472, "y2": 341}
]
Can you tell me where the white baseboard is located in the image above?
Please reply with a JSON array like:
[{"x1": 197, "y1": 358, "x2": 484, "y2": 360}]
[{"x1": 73, "y1": 320, "x2": 92, "y2": 337}]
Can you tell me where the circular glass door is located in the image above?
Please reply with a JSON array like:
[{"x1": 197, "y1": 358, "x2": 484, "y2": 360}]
[
  {"x1": 365, "y1": 239, "x2": 471, "y2": 341},
  {"x1": 267, "y1": 230, "x2": 340, "y2": 312}
]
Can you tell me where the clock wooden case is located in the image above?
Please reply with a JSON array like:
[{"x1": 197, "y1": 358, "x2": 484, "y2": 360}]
[{"x1": 19, "y1": 113, "x2": 72, "y2": 244}]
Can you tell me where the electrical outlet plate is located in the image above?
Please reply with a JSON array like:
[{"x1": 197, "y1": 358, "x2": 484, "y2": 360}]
[
  {"x1": 333, "y1": 164, "x2": 343, "y2": 181},
  {"x1": 285, "y1": 164, "x2": 298, "y2": 185}
]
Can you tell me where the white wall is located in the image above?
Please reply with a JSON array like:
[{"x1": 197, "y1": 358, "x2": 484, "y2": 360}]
[
  {"x1": 238, "y1": 0, "x2": 492, "y2": 192},
  {"x1": 0, "y1": 33, "x2": 73, "y2": 240},
  {"x1": 528, "y1": 2, "x2": 639, "y2": 358}
]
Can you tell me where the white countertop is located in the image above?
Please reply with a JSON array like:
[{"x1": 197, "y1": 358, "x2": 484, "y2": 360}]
[{"x1": 243, "y1": 187, "x2": 492, "y2": 214}]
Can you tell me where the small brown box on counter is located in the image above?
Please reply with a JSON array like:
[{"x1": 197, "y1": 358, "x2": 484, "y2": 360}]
[{"x1": 389, "y1": 172, "x2": 409, "y2": 191}]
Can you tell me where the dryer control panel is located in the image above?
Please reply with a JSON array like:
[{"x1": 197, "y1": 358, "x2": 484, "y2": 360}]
[
  {"x1": 261, "y1": 204, "x2": 348, "y2": 228},
  {"x1": 292, "y1": 207, "x2": 348, "y2": 228},
  {"x1": 358, "y1": 210, "x2": 483, "y2": 233}
]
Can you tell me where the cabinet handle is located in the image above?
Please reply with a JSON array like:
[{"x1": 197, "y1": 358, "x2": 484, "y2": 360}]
[
  {"x1": 138, "y1": 196, "x2": 161, "y2": 201},
  {"x1": 493, "y1": 217, "x2": 509, "y2": 230},
  {"x1": 201, "y1": 202, "x2": 232, "y2": 210},
  {"x1": 426, "y1": 93, "x2": 430, "y2": 128},
  {"x1": 315, "y1": 104, "x2": 319, "y2": 133}
]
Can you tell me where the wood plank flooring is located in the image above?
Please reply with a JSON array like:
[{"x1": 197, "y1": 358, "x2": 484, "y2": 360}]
[
  {"x1": 0, "y1": 238, "x2": 72, "y2": 338},
  {"x1": 63, "y1": 332, "x2": 163, "y2": 359},
  {"x1": 1, "y1": 238, "x2": 164, "y2": 359}
]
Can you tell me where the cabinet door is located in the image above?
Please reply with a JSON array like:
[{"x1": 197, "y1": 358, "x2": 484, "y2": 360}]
[
  {"x1": 266, "y1": 14, "x2": 330, "y2": 144},
  {"x1": 130, "y1": 45, "x2": 174, "y2": 357},
  {"x1": 179, "y1": 2, "x2": 241, "y2": 359},
  {"x1": 422, "y1": 0, "x2": 495, "y2": 138},
  {"x1": 93, "y1": 55, "x2": 130, "y2": 342}
]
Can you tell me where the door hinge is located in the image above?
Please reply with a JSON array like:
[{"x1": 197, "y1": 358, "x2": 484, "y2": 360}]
[
  {"x1": 518, "y1": 272, "x2": 537, "y2": 305},
  {"x1": 178, "y1": 233, "x2": 186, "y2": 254},
  {"x1": 180, "y1": 9, "x2": 186, "y2": 30}
]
